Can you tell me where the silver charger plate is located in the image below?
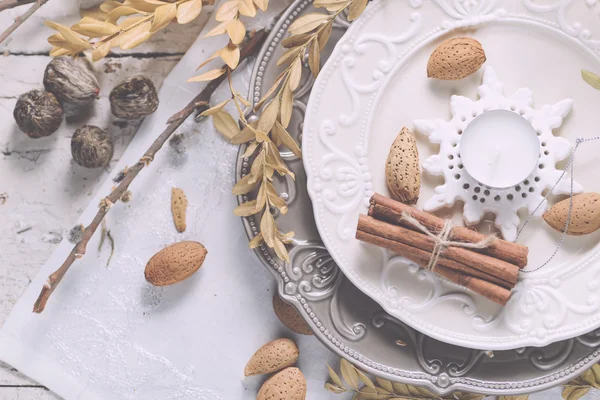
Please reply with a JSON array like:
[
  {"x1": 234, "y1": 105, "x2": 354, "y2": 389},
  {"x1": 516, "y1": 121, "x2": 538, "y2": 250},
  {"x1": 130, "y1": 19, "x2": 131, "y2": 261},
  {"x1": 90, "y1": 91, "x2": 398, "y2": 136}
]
[{"x1": 236, "y1": 0, "x2": 600, "y2": 395}]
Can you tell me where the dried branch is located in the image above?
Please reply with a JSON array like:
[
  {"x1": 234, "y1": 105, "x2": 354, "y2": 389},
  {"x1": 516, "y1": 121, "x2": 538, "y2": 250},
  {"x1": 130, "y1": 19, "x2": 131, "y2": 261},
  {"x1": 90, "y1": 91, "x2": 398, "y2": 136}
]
[
  {"x1": 32, "y1": 28, "x2": 269, "y2": 313},
  {"x1": 0, "y1": 0, "x2": 34, "y2": 12},
  {"x1": 0, "y1": 0, "x2": 47, "y2": 44}
]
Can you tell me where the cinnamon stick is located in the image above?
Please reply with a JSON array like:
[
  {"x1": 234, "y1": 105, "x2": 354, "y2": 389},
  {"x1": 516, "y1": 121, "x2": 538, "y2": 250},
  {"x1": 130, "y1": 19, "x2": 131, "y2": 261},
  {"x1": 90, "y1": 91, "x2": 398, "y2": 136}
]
[
  {"x1": 356, "y1": 215, "x2": 518, "y2": 288},
  {"x1": 356, "y1": 230, "x2": 511, "y2": 305},
  {"x1": 369, "y1": 193, "x2": 528, "y2": 268},
  {"x1": 358, "y1": 215, "x2": 518, "y2": 286}
]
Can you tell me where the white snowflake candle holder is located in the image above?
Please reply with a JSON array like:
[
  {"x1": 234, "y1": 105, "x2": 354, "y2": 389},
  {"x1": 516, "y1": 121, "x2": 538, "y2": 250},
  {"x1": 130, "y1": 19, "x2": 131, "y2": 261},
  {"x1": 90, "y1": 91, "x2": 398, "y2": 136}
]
[{"x1": 414, "y1": 66, "x2": 583, "y2": 242}]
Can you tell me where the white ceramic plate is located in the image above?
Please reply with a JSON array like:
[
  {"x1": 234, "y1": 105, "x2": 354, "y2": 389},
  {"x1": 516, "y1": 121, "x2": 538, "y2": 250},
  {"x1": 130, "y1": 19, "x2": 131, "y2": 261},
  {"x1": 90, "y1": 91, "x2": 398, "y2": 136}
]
[{"x1": 304, "y1": 0, "x2": 600, "y2": 350}]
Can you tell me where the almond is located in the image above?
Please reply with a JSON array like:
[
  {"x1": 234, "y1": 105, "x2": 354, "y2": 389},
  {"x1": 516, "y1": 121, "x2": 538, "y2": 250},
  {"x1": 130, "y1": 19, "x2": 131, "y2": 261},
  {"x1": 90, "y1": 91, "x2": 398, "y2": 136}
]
[
  {"x1": 171, "y1": 187, "x2": 188, "y2": 233},
  {"x1": 543, "y1": 193, "x2": 600, "y2": 236},
  {"x1": 272, "y1": 294, "x2": 313, "y2": 335},
  {"x1": 427, "y1": 37, "x2": 486, "y2": 80},
  {"x1": 244, "y1": 338, "x2": 299, "y2": 377},
  {"x1": 145, "y1": 241, "x2": 207, "y2": 286},
  {"x1": 256, "y1": 367, "x2": 306, "y2": 400},
  {"x1": 386, "y1": 127, "x2": 420, "y2": 204}
]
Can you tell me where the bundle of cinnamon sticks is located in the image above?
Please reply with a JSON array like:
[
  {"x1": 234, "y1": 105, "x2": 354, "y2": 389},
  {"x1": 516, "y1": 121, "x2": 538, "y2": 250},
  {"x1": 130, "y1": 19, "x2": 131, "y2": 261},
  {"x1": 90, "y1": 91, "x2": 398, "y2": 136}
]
[{"x1": 356, "y1": 193, "x2": 529, "y2": 305}]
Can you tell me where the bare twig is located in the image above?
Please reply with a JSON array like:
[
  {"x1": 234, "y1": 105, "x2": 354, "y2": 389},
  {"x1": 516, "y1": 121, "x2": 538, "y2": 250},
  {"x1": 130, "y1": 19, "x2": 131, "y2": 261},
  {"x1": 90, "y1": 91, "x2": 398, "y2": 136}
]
[
  {"x1": 0, "y1": 0, "x2": 34, "y2": 12},
  {"x1": 32, "y1": 28, "x2": 269, "y2": 313},
  {"x1": 0, "y1": 0, "x2": 48, "y2": 44}
]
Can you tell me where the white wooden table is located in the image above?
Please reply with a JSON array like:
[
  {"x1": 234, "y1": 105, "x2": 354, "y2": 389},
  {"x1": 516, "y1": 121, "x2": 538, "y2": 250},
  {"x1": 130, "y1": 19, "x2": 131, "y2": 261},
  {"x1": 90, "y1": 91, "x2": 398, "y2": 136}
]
[{"x1": 0, "y1": 2, "x2": 208, "y2": 398}]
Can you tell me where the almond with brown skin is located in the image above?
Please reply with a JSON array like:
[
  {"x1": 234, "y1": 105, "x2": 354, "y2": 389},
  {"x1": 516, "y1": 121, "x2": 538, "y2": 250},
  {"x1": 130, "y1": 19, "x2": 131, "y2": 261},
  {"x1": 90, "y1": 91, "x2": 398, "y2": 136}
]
[
  {"x1": 386, "y1": 127, "x2": 420, "y2": 204},
  {"x1": 427, "y1": 37, "x2": 486, "y2": 80},
  {"x1": 543, "y1": 193, "x2": 600, "y2": 235},
  {"x1": 256, "y1": 367, "x2": 306, "y2": 400},
  {"x1": 145, "y1": 241, "x2": 207, "y2": 286},
  {"x1": 244, "y1": 338, "x2": 299, "y2": 377},
  {"x1": 171, "y1": 187, "x2": 188, "y2": 233},
  {"x1": 272, "y1": 294, "x2": 313, "y2": 335}
]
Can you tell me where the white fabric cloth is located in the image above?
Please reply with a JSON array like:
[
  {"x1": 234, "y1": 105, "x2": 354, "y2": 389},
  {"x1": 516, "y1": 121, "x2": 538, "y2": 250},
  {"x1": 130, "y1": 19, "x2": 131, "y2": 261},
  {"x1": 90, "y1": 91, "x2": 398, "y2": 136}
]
[{"x1": 0, "y1": 3, "x2": 593, "y2": 400}]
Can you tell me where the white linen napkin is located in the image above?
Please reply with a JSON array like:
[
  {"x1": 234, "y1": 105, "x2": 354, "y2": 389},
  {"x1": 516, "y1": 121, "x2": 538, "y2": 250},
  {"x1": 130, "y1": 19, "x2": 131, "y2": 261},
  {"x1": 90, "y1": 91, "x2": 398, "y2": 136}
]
[{"x1": 0, "y1": 4, "x2": 342, "y2": 399}]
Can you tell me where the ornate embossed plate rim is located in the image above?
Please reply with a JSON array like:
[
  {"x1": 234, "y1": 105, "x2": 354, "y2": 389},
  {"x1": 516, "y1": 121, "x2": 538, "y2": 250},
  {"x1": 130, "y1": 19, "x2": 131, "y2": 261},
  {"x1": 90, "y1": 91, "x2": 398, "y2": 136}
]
[
  {"x1": 236, "y1": 0, "x2": 600, "y2": 395},
  {"x1": 303, "y1": 0, "x2": 600, "y2": 350}
]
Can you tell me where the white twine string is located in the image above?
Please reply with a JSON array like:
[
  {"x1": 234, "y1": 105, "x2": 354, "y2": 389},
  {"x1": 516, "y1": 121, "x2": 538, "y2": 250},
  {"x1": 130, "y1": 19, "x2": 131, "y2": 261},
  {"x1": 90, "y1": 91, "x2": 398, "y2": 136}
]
[
  {"x1": 400, "y1": 212, "x2": 497, "y2": 271},
  {"x1": 518, "y1": 135, "x2": 600, "y2": 273}
]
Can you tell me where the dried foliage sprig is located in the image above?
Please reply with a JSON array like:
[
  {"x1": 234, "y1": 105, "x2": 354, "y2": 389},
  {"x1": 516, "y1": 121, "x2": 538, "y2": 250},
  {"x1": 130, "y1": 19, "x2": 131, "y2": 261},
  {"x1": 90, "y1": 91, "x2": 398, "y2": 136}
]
[
  {"x1": 193, "y1": 0, "x2": 368, "y2": 261},
  {"x1": 44, "y1": 0, "x2": 215, "y2": 61},
  {"x1": 32, "y1": 29, "x2": 269, "y2": 313},
  {"x1": 0, "y1": 0, "x2": 48, "y2": 44},
  {"x1": 325, "y1": 359, "x2": 486, "y2": 400}
]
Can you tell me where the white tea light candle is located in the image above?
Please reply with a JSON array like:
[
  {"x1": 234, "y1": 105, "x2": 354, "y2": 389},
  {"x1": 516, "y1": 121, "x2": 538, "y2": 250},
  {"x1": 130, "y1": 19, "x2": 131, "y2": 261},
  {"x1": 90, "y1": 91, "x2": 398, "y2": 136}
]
[{"x1": 460, "y1": 110, "x2": 540, "y2": 188}]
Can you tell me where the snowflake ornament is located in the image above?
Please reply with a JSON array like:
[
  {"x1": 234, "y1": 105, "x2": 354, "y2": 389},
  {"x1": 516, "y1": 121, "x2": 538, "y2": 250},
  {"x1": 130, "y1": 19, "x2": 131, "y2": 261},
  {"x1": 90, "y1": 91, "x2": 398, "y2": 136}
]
[{"x1": 414, "y1": 66, "x2": 582, "y2": 241}]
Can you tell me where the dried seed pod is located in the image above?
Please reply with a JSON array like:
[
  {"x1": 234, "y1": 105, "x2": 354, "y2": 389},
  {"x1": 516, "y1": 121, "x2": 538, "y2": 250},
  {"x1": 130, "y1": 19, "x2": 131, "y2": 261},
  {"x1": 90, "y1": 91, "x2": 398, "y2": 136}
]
[
  {"x1": 109, "y1": 75, "x2": 159, "y2": 119},
  {"x1": 43, "y1": 57, "x2": 100, "y2": 106},
  {"x1": 13, "y1": 90, "x2": 64, "y2": 138},
  {"x1": 71, "y1": 125, "x2": 114, "y2": 168}
]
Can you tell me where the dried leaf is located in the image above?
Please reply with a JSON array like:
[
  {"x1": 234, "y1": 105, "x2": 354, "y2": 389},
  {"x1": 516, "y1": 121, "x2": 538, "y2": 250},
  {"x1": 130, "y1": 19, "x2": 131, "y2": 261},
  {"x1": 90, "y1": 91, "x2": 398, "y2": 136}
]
[
  {"x1": 272, "y1": 237, "x2": 289, "y2": 262},
  {"x1": 314, "y1": 0, "x2": 347, "y2": 12},
  {"x1": 288, "y1": 57, "x2": 303, "y2": 91},
  {"x1": 226, "y1": 19, "x2": 246, "y2": 45},
  {"x1": 280, "y1": 83, "x2": 293, "y2": 128},
  {"x1": 176, "y1": 0, "x2": 203, "y2": 24},
  {"x1": 324, "y1": 383, "x2": 346, "y2": 394},
  {"x1": 327, "y1": 364, "x2": 344, "y2": 387},
  {"x1": 92, "y1": 40, "x2": 113, "y2": 61},
  {"x1": 257, "y1": 97, "x2": 280, "y2": 133},
  {"x1": 117, "y1": 15, "x2": 147, "y2": 29},
  {"x1": 235, "y1": 92, "x2": 251, "y2": 107},
  {"x1": 49, "y1": 46, "x2": 72, "y2": 57},
  {"x1": 48, "y1": 33, "x2": 86, "y2": 54},
  {"x1": 188, "y1": 68, "x2": 226, "y2": 82},
  {"x1": 282, "y1": 32, "x2": 312, "y2": 48},
  {"x1": 582, "y1": 70, "x2": 600, "y2": 90},
  {"x1": 200, "y1": 99, "x2": 231, "y2": 116},
  {"x1": 72, "y1": 17, "x2": 119, "y2": 37},
  {"x1": 563, "y1": 387, "x2": 591, "y2": 400},
  {"x1": 348, "y1": 0, "x2": 368, "y2": 21},
  {"x1": 119, "y1": 20, "x2": 152, "y2": 49},
  {"x1": 106, "y1": 6, "x2": 140, "y2": 23},
  {"x1": 317, "y1": 20, "x2": 333, "y2": 50},
  {"x1": 238, "y1": 0, "x2": 257, "y2": 17},
  {"x1": 45, "y1": 21, "x2": 93, "y2": 49},
  {"x1": 123, "y1": 0, "x2": 166, "y2": 13},
  {"x1": 249, "y1": 232, "x2": 264, "y2": 248},
  {"x1": 231, "y1": 124, "x2": 257, "y2": 145},
  {"x1": 288, "y1": 13, "x2": 330, "y2": 35},
  {"x1": 234, "y1": 200, "x2": 261, "y2": 216},
  {"x1": 242, "y1": 140, "x2": 259, "y2": 157},
  {"x1": 356, "y1": 369, "x2": 375, "y2": 390},
  {"x1": 232, "y1": 173, "x2": 261, "y2": 195},
  {"x1": 253, "y1": 0, "x2": 268, "y2": 11},
  {"x1": 374, "y1": 378, "x2": 392, "y2": 392},
  {"x1": 308, "y1": 38, "x2": 320, "y2": 77},
  {"x1": 79, "y1": 6, "x2": 108, "y2": 20},
  {"x1": 277, "y1": 46, "x2": 303, "y2": 66},
  {"x1": 340, "y1": 359, "x2": 359, "y2": 390},
  {"x1": 212, "y1": 110, "x2": 241, "y2": 140},
  {"x1": 216, "y1": 0, "x2": 239, "y2": 22},
  {"x1": 260, "y1": 208, "x2": 276, "y2": 248},
  {"x1": 255, "y1": 74, "x2": 284, "y2": 110},
  {"x1": 219, "y1": 42, "x2": 240, "y2": 69},
  {"x1": 204, "y1": 20, "x2": 229, "y2": 37},
  {"x1": 151, "y1": 3, "x2": 176, "y2": 32},
  {"x1": 100, "y1": 0, "x2": 124, "y2": 13}
]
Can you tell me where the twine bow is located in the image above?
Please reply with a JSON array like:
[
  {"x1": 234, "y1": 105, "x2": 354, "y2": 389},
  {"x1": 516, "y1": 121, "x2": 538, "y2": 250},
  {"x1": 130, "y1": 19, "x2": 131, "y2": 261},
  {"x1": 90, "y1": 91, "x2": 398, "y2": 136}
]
[{"x1": 400, "y1": 212, "x2": 497, "y2": 271}]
